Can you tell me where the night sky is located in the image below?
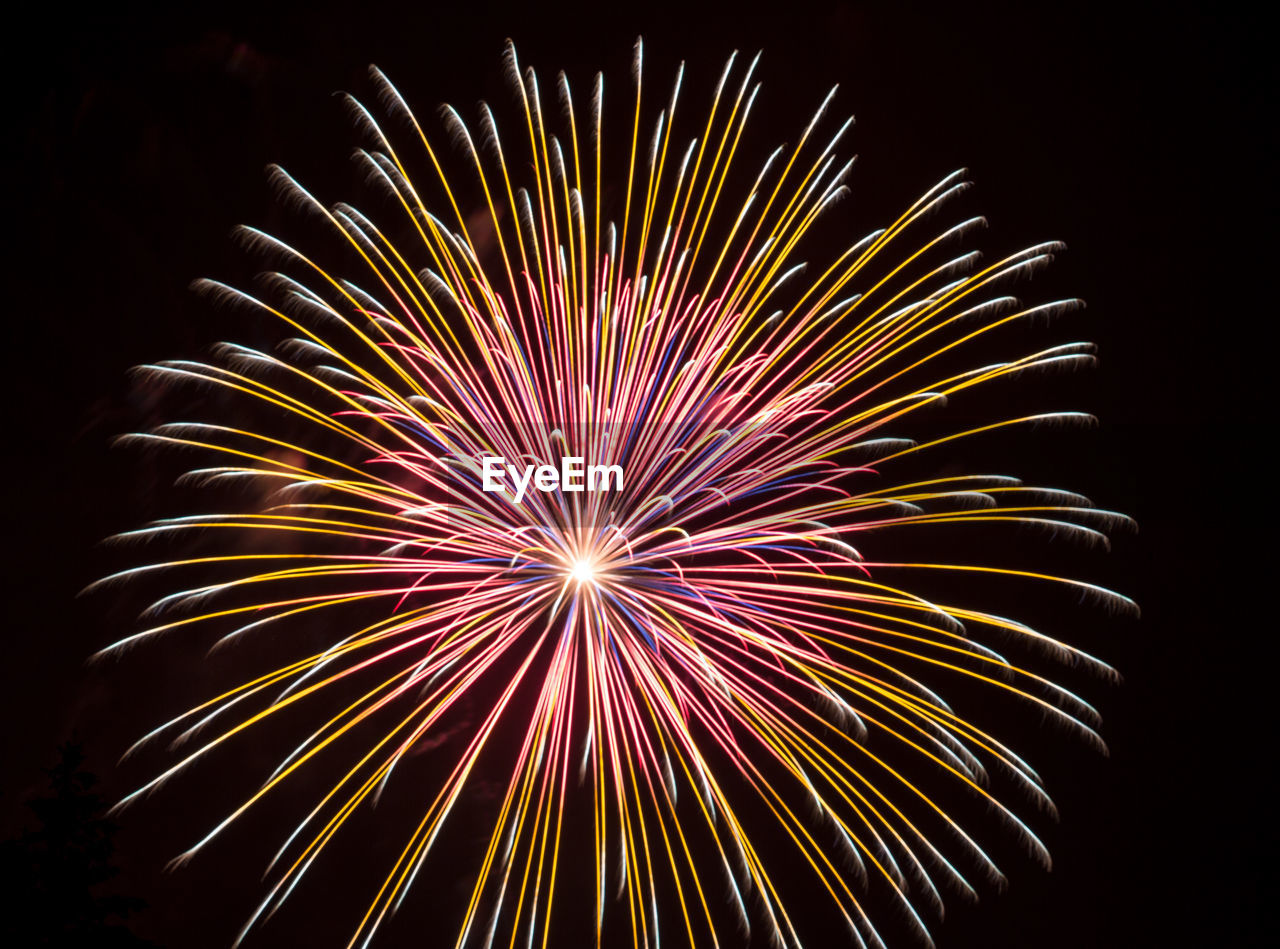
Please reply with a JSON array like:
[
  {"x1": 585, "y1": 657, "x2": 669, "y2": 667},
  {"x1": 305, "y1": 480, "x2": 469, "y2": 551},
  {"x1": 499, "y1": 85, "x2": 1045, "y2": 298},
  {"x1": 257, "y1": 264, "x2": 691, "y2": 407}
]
[{"x1": 3, "y1": 1, "x2": 1268, "y2": 946}]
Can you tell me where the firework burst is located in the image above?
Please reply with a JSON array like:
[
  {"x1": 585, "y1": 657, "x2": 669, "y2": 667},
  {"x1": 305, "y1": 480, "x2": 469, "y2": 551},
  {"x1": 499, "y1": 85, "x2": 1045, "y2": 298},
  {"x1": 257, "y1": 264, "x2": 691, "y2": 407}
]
[{"x1": 96, "y1": 40, "x2": 1133, "y2": 949}]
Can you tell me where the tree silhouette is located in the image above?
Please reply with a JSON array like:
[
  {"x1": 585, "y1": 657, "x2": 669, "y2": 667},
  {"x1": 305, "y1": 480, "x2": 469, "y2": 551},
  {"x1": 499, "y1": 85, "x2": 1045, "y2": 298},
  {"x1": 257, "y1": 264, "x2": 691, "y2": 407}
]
[{"x1": 1, "y1": 741, "x2": 157, "y2": 947}]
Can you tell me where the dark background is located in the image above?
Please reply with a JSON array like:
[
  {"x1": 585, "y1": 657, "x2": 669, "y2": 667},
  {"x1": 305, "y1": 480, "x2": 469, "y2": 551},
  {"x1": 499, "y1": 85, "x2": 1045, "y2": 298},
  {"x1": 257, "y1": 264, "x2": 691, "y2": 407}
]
[{"x1": 2, "y1": 1, "x2": 1269, "y2": 946}]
